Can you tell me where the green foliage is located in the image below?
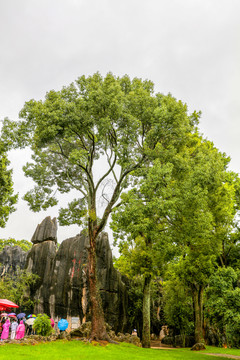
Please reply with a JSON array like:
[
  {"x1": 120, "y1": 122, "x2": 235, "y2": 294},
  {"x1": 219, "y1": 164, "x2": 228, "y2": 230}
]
[
  {"x1": 33, "y1": 314, "x2": 53, "y2": 336},
  {"x1": 113, "y1": 130, "x2": 240, "y2": 344},
  {"x1": 126, "y1": 278, "x2": 144, "y2": 336},
  {"x1": 218, "y1": 229, "x2": 240, "y2": 269},
  {"x1": 4, "y1": 73, "x2": 195, "y2": 337},
  {"x1": 163, "y1": 270, "x2": 194, "y2": 337},
  {"x1": 205, "y1": 267, "x2": 240, "y2": 347},
  {"x1": 0, "y1": 268, "x2": 39, "y2": 311},
  {"x1": 0, "y1": 238, "x2": 31, "y2": 252},
  {"x1": 0, "y1": 140, "x2": 18, "y2": 227},
  {"x1": 1, "y1": 73, "x2": 196, "y2": 234}
]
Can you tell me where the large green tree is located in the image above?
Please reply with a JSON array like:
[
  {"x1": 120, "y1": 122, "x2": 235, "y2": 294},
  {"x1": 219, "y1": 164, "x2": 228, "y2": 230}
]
[
  {"x1": 112, "y1": 132, "x2": 239, "y2": 345},
  {"x1": 164, "y1": 137, "x2": 239, "y2": 343},
  {"x1": 0, "y1": 268, "x2": 39, "y2": 312},
  {"x1": 0, "y1": 140, "x2": 17, "y2": 227},
  {"x1": 111, "y1": 163, "x2": 176, "y2": 347},
  {"x1": 1, "y1": 73, "x2": 195, "y2": 340},
  {"x1": 110, "y1": 134, "x2": 201, "y2": 347}
]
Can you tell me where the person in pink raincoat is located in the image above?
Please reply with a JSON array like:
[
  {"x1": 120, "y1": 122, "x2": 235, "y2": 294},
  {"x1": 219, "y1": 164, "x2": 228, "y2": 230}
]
[
  {"x1": 1, "y1": 319, "x2": 10, "y2": 340},
  {"x1": 50, "y1": 318, "x2": 54, "y2": 329},
  {"x1": 15, "y1": 320, "x2": 25, "y2": 340}
]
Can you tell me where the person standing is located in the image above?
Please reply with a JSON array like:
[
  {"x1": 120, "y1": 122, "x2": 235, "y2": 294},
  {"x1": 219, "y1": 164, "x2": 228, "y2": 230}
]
[
  {"x1": 10, "y1": 319, "x2": 18, "y2": 340},
  {"x1": 15, "y1": 320, "x2": 25, "y2": 340},
  {"x1": 0, "y1": 320, "x2": 3, "y2": 336},
  {"x1": 1, "y1": 319, "x2": 10, "y2": 340}
]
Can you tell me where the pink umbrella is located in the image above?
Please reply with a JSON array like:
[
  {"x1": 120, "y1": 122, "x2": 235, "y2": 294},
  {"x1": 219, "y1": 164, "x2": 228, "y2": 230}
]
[
  {"x1": 50, "y1": 318, "x2": 54, "y2": 328},
  {"x1": 0, "y1": 299, "x2": 19, "y2": 308},
  {"x1": 0, "y1": 313, "x2": 8, "y2": 317}
]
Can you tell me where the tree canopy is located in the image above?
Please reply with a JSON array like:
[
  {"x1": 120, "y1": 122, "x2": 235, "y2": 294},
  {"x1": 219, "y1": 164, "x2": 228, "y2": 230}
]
[
  {"x1": 0, "y1": 140, "x2": 17, "y2": 227},
  {"x1": 1, "y1": 72, "x2": 200, "y2": 340},
  {"x1": 0, "y1": 238, "x2": 31, "y2": 252},
  {"x1": 111, "y1": 129, "x2": 240, "y2": 344}
]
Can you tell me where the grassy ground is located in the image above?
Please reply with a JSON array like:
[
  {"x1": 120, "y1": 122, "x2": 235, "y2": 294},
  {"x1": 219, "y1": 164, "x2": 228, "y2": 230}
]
[
  {"x1": 0, "y1": 341, "x2": 240, "y2": 360},
  {"x1": 202, "y1": 345, "x2": 240, "y2": 357}
]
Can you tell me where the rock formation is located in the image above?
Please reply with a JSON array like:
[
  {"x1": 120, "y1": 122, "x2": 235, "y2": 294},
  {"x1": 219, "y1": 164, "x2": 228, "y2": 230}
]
[
  {"x1": 31, "y1": 216, "x2": 57, "y2": 244},
  {"x1": 24, "y1": 217, "x2": 128, "y2": 333},
  {"x1": 0, "y1": 245, "x2": 28, "y2": 277}
]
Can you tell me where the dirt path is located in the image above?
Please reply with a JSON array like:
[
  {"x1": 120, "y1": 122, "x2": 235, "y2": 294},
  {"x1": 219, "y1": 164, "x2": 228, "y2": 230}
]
[
  {"x1": 150, "y1": 341, "x2": 240, "y2": 359},
  {"x1": 205, "y1": 354, "x2": 240, "y2": 359},
  {"x1": 150, "y1": 341, "x2": 174, "y2": 349},
  {"x1": 151, "y1": 346, "x2": 175, "y2": 350}
]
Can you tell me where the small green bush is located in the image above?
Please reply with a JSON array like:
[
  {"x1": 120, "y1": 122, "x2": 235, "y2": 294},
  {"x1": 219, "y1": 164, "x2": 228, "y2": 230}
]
[{"x1": 33, "y1": 314, "x2": 53, "y2": 336}]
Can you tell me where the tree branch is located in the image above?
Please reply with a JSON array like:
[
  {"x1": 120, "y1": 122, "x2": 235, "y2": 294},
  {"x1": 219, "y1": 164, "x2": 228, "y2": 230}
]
[
  {"x1": 96, "y1": 155, "x2": 146, "y2": 237},
  {"x1": 54, "y1": 140, "x2": 95, "y2": 194},
  {"x1": 95, "y1": 154, "x2": 117, "y2": 192}
]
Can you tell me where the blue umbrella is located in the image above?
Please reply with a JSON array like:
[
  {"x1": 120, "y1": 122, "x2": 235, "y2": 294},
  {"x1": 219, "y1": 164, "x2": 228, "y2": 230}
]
[
  {"x1": 17, "y1": 313, "x2": 26, "y2": 319},
  {"x1": 58, "y1": 319, "x2": 68, "y2": 331}
]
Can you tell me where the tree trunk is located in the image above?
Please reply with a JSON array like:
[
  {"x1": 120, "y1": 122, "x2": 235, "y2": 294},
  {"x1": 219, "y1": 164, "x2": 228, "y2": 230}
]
[
  {"x1": 142, "y1": 275, "x2": 151, "y2": 348},
  {"x1": 88, "y1": 233, "x2": 109, "y2": 341},
  {"x1": 192, "y1": 285, "x2": 204, "y2": 343}
]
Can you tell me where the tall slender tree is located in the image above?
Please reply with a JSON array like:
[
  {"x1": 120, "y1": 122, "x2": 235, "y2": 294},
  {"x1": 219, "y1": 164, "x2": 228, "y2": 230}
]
[
  {"x1": 111, "y1": 181, "x2": 171, "y2": 347},
  {"x1": 164, "y1": 137, "x2": 239, "y2": 343}
]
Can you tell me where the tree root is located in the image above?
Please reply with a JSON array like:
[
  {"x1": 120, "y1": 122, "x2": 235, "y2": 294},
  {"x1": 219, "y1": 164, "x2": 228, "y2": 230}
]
[{"x1": 88, "y1": 332, "x2": 119, "y2": 345}]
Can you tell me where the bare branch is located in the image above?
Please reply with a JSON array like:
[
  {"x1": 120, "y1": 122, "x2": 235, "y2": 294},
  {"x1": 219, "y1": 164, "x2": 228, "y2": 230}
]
[
  {"x1": 95, "y1": 154, "x2": 117, "y2": 192},
  {"x1": 96, "y1": 155, "x2": 146, "y2": 236}
]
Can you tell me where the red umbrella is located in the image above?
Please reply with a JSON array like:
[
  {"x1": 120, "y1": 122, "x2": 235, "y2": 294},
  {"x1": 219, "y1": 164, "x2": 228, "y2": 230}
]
[
  {"x1": 0, "y1": 313, "x2": 8, "y2": 317},
  {"x1": 0, "y1": 306, "x2": 7, "y2": 311},
  {"x1": 8, "y1": 313, "x2": 16, "y2": 316},
  {"x1": 0, "y1": 299, "x2": 19, "y2": 308}
]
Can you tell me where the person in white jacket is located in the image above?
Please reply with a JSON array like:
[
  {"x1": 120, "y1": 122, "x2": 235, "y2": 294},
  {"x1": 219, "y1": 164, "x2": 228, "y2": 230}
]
[{"x1": 10, "y1": 320, "x2": 18, "y2": 340}]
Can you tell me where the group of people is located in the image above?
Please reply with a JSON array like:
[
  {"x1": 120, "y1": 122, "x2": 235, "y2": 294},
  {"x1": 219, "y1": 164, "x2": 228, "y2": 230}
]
[{"x1": 0, "y1": 318, "x2": 25, "y2": 340}]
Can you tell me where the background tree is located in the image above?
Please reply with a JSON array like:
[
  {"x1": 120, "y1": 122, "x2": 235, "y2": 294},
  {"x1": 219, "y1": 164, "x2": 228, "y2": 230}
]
[
  {"x1": 113, "y1": 131, "x2": 240, "y2": 345},
  {"x1": 205, "y1": 267, "x2": 240, "y2": 348},
  {"x1": 111, "y1": 167, "x2": 174, "y2": 347},
  {"x1": 217, "y1": 227, "x2": 240, "y2": 269},
  {"x1": 0, "y1": 140, "x2": 17, "y2": 227},
  {"x1": 0, "y1": 238, "x2": 31, "y2": 252},
  {"x1": 0, "y1": 268, "x2": 39, "y2": 312},
  {"x1": 163, "y1": 137, "x2": 240, "y2": 344},
  {"x1": 1, "y1": 73, "x2": 196, "y2": 340},
  {"x1": 111, "y1": 133, "x2": 200, "y2": 347},
  {"x1": 163, "y1": 272, "x2": 194, "y2": 347}
]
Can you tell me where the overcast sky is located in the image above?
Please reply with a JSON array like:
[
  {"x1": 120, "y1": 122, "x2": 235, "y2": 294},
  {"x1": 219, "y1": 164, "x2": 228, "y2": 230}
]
[{"x1": 1, "y1": 0, "x2": 240, "y2": 247}]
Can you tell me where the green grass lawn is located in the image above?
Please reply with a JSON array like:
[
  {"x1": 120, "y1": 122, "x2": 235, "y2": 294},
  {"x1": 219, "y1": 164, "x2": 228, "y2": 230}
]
[
  {"x1": 202, "y1": 345, "x2": 240, "y2": 356},
  {"x1": 0, "y1": 341, "x2": 240, "y2": 360}
]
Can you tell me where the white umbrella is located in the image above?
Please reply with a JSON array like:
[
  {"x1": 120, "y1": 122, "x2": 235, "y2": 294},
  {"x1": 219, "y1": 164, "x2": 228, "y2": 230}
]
[{"x1": 25, "y1": 318, "x2": 35, "y2": 326}]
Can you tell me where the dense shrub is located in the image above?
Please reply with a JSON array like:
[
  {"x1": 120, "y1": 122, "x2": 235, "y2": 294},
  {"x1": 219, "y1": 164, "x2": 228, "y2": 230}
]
[{"x1": 33, "y1": 314, "x2": 53, "y2": 336}]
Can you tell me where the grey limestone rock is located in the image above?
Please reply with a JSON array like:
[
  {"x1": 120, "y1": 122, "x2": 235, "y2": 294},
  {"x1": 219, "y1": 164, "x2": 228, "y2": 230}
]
[
  {"x1": 31, "y1": 216, "x2": 57, "y2": 244},
  {"x1": 25, "y1": 217, "x2": 129, "y2": 333},
  {"x1": 191, "y1": 343, "x2": 206, "y2": 351},
  {"x1": 25, "y1": 240, "x2": 57, "y2": 314},
  {"x1": 0, "y1": 245, "x2": 28, "y2": 276}
]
